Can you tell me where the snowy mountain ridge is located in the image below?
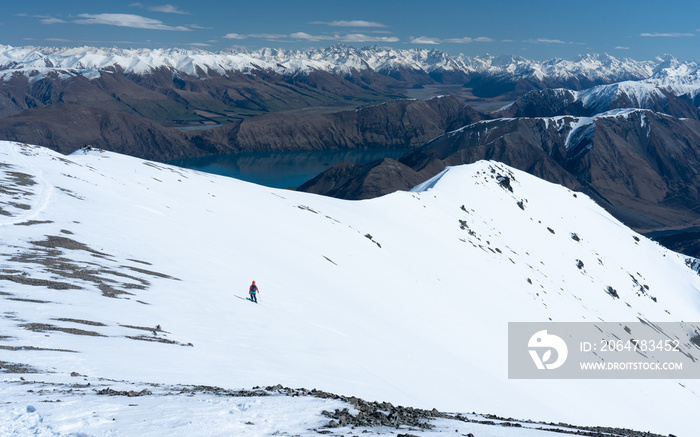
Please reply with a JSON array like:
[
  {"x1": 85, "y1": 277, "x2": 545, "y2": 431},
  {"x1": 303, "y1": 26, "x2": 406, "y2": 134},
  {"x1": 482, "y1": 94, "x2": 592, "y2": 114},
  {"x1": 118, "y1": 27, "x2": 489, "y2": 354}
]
[
  {"x1": 576, "y1": 81, "x2": 668, "y2": 112},
  {"x1": 498, "y1": 77, "x2": 700, "y2": 121},
  {"x1": 451, "y1": 107, "x2": 653, "y2": 143},
  {"x1": 1, "y1": 141, "x2": 700, "y2": 435},
  {"x1": 0, "y1": 43, "x2": 689, "y2": 85}
]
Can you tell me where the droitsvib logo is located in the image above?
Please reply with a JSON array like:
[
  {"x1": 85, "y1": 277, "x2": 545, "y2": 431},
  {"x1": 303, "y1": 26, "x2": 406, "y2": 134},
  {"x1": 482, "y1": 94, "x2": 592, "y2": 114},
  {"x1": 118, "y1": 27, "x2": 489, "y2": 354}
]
[{"x1": 528, "y1": 330, "x2": 568, "y2": 370}]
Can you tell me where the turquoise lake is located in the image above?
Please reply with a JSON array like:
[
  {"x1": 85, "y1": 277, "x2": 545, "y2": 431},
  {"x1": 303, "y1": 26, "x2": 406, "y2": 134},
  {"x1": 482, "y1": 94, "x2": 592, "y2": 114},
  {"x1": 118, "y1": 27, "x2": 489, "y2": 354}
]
[{"x1": 169, "y1": 148, "x2": 411, "y2": 189}]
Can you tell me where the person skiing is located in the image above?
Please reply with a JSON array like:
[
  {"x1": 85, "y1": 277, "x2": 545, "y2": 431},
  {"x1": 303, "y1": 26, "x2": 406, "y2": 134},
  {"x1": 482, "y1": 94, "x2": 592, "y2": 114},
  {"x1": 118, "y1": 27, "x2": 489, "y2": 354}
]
[{"x1": 249, "y1": 280, "x2": 259, "y2": 303}]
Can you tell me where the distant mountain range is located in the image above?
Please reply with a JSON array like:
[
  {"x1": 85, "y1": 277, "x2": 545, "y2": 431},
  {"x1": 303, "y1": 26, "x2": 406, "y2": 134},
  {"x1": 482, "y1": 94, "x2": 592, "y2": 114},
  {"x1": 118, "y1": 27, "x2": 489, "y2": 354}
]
[
  {"x1": 0, "y1": 44, "x2": 681, "y2": 87},
  {"x1": 1, "y1": 44, "x2": 700, "y2": 159}
]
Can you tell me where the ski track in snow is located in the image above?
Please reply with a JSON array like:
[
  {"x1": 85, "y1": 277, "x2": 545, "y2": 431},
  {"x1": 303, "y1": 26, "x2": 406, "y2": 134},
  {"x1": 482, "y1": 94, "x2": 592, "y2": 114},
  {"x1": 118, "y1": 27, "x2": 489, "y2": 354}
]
[{"x1": 0, "y1": 144, "x2": 54, "y2": 226}]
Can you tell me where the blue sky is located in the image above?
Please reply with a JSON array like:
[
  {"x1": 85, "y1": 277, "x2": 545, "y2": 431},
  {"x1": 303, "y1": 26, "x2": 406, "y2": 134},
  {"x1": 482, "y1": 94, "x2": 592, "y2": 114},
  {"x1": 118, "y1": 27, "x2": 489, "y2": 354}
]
[{"x1": 3, "y1": 0, "x2": 700, "y2": 61}]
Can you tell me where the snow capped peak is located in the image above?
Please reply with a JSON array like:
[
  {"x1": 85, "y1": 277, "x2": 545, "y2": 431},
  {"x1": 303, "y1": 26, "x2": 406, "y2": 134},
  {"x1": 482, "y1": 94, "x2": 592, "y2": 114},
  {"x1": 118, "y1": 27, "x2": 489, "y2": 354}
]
[
  {"x1": 577, "y1": 80, "x2": 666, "y2": 112},
  {"x1": 645, "y1": 58, "x2": 700, "y2": 97},
  {"x1": 532, "y1": 108, "x2": 649, "y2": 151},
  {"x1": 0, "y1": 44, "x2": 691, "y2": 86},
  {"x1": 652, "y1": 53, "x2": 682, "y2": 73},
  {"x1": 458, "y1": 52, "x2": 657, "y2": 82}
]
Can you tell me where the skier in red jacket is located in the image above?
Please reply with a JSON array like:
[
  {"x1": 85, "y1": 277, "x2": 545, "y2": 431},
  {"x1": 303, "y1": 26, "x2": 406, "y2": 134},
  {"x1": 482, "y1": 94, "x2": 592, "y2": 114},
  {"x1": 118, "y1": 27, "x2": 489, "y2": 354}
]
[{"x1": 249, "y1": 281, "x2": 259, "y2": 303}]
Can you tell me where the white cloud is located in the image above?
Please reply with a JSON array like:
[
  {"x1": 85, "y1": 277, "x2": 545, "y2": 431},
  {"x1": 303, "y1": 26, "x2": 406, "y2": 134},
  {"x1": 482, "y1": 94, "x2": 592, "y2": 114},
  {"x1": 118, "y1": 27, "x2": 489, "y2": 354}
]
[
  {"x1": 290, "y1": 32, "x2": 398, "y2": 43},
  {"x1": 339, "y1": 33, "x2": 399, "y2": 43},
  {"x1": 443, "y1": 37, "x2": 474, "y2": 43},
  {"x1": 640, "y1": 32, "x2": 694, "y2": 37},
  {"x1": 523, "y1": 38, "x2": 586, "y2": 45},
  {"x1": 311, "y1": 20, "x2": 388, "y2": 28},
  {"x1": 225, "y1": 31, "x2": 398, "y2": 43},
  {"x1": 615, "y1": 46, "x2": 630, "y2": 50},
  {"x1": 150, "y1": 4, "x2": 190, "y2": 15},
  {"x1": 411, "y1": 35, "x2": 494, "y2": 45},
  {"x1": 290, "y1": 32, "x2": 333, "y2": 42},
  {"x1": 40, "y1": 17, "x2": 67, "y2": 25},
  {"x1": 224, "y1": 33, "x2": 287, "y2": 40},
  {"x1": 74, "y1": 13, "x2": 191, "y2": 31},
  {"x1": 247, "y1": 33, "x2": 287, "y2": 40},
  {"x1": 410, "y1": 36, "x2": 440, "y2": 45},
  {"x1": 535, "y1": 38, "x2": 566, "y2": 44},
  {"x1": 223, "y1": 32, "x2": 400, "y2": 43}
]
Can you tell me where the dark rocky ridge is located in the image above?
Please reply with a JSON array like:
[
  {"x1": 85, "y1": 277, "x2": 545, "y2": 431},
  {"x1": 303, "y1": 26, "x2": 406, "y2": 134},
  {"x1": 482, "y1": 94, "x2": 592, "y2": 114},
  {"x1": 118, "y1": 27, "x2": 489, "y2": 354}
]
[
  {"x1": 0, "y1": 65, "x2": 409, "y2": 160},
  {"x1": 0, "y1": 66, "x2": 401, "y2": 122},
  {"x1": 495, "y1": 89, "x2": 587, "y2": 118},
  {"x1": 298, "y1": 158, "x2": 425, "y2": 200},
  {"x1": 189, "y1": 95, "x2": 483, "y2": 155},
  {"x1": 497, "y1": 86, "x2": 700, "y2": 120},
  {"x1": 0, "y1": 104, "x2": 199, "y2": 161},
  {"x1": 0, "y1": 96, "x2": 483, "y2": 161},
  {"x1": 464, "y1": 70, "x2": 639, "y2": 100}
]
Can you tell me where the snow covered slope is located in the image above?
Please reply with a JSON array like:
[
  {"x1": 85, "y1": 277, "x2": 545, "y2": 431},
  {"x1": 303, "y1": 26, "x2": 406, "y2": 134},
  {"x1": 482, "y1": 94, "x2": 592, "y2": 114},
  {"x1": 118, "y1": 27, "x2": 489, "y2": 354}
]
[
  {"x1": 1, "y1": 142, "x2": 700, "y2": 435},
  {"x1": 500, "y1": 80, "x2": 699, "y2": 120},
  {"x1": 577, "y1": 81, "x2": 667, "y2": 113}
]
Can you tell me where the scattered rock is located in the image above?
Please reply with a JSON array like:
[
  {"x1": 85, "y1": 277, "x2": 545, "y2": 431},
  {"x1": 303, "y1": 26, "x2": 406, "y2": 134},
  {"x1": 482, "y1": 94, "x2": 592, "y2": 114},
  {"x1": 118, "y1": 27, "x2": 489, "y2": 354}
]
[
  {"x1": 125, "y1": 335, "x2": 192, "y2": 347},
  {"x1": 691, "y1": 334, "x2": 700, "y2": 348},
  {"x1": 14, "y1": 220, "x2": 54, "y2": 226},
  {"x1": 322, "y1": 399, "x2": 437, "y2": 430},
  {"x1": 55, "y1": 318, "x2": 107, "y2": 327},
  {"x1": 20, "y1": 323, "x2": 105, "y2": 337},
  {"x1": 96, "y1": 388, "x2": 152, "y2": 397},
  {"x1": 496, "y1": 176, "x2": 513, "y2": 192},
  {"x1": 0, "y1": 360, "x2": 39, "y2": 374},
  {"x1": 364, "y1": 233, "x2": 381, "y2": 248}
]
